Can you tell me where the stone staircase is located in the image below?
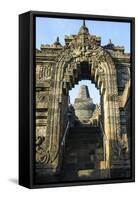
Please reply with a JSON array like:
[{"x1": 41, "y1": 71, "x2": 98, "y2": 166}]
[
  {"x1": 67, "y1": 127, "x2": 101, "y2": 141},
  {"x1": 61, "y1": 126, "x2": 103, "y2": 181}
]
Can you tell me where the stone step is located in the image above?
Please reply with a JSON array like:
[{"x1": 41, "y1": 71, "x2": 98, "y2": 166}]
[
  {"x1": 62, "y1": 126, "x2": 104, "y2": 180},
  {"x1": 67, "y1": 127, "x2": 101, "y2": 142},
  {"x1": 69, "y1": 127, "x2": 100, "y2": 134}
]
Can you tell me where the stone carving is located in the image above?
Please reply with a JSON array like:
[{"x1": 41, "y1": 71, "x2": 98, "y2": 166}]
[
  {"x1": 39, "y1": 64, "x2": 52, "y2": 80},
  {"x1": 97, "y1": 66, "x2": 104, "y2": 75},
  {"x1": 36, "y1": 92, "x2": 49, "y2": 103},
  {"x1": 36, "y1": 135, "x2": 61, "y2": 164},
  {"x1": 36, "y1": 136, "x2": 50, "y2": 164},
  {"x1": 108, "y1": 93, "x2": 118, "y2": 101},
  {"x1": 35, "y1": 20, "x2": 131, "y2": 178},
  {"x1": 36, "y1": 126, "x2": 47, "y2": 136},
  {"x1": 117, "y1": 69, "x2": 130, "y2": 89}
]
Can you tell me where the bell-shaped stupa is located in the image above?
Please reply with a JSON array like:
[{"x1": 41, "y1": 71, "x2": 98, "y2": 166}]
[{"x1": 74, "y1": 85, "x2": 95, "y2": 123}]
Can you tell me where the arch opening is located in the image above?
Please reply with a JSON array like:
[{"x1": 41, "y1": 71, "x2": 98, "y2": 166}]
[
  {"x1": 62, "y1": 80, "x2": 104, "y2": 180},
  {"x1": 52, "y1": 51, "x2": 123, "y2": 179},
  {"x1": 68, "y1": 80, "x2": 100, "y2": 127}
]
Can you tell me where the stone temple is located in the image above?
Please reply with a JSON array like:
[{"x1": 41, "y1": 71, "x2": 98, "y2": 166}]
[
  {"x1": 35, "y1": 20, "x2": 131, "y2": 183},
  {"x1": 74, "y1": 85, "x2": 95, "y2": 122},
  {"x1": 73, "y1": 85, "x2": 100, "y2": 127}
]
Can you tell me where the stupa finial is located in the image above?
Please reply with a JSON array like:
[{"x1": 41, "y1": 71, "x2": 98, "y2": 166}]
[
  {"x1": 56, "y1": 36, "x2": 59, "y2": 43},
  {"x1": 83, "y1": 19, "x2": 86, "y2": 27}
]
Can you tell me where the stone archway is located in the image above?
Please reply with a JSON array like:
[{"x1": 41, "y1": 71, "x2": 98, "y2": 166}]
[
  {"x1": 35, "y1": 21, "x2": 130, "y2": 179},
  {"x1": 44, "y1": 39, "x2": 122, "y2": 175}
]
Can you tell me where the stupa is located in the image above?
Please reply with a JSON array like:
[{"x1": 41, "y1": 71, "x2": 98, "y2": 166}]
[{"x1": 74, "y1": 85, "x2": 95, "y2": 123}]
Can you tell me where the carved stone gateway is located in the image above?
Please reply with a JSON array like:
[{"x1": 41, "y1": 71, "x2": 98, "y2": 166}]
[{"x1": 35, "y1": 21, "x2": 131, "y2": 181}]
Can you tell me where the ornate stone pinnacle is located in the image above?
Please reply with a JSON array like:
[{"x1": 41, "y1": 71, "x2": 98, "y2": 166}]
[
  {"x1": 109, "y1": 39, "x2": 112, "y2": 44},
  {"x1": 78, "y1": 85, "x2": 90, "y2": 99},
  {"x1": 54, "y1": 36, "x2": 62, "y2": 46},
  {"x1": 83, "y1": 19, "x2": 86, "y2": 27},
  {"x1": 56, "y1": 36, "x2": 59, "y2": 43},
  {"x1": 78, "y1": 20, "x2": 89, "y2": 35}
]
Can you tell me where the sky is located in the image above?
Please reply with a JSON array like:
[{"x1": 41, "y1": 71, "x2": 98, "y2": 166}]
[
  {"x1": 68, "y1": 80, "x2": 100, "y2": 104},
  {"x1": 36, "y1": 17, "x2": 130, "y2": 104}
]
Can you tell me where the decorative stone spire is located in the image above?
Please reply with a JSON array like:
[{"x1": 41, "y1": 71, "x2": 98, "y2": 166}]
[
  {"x1": 78, "y1": 85, "x2": 90, "y2": 99},
  {"x1": 54, "y1": 36, "x2": 62, "y2": 46},
  {"x1": 83, "y1": 19, "x2": 86, "y2": 27},
  {"x1": 109, "y1": 39, "x2": 112, "y2": 44},
  {"x1": 78, "y1": 20, "x2": 89, "y2": 35},
  {"x1": 103, "y1": 38, "x2": 115, "y2": 50},
  {"x1": 56, "y1": 36, "x2": 59, "y2": 43},
  {"x1": 74, "y1": 85, "x2": 95, "y2": 123}
]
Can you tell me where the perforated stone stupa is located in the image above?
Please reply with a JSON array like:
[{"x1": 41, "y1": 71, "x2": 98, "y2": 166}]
[{"x1": 74, "y1": 85, "x2": 96, "y2": 123}]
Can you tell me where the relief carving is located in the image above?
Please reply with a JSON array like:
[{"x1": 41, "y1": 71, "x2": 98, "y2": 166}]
[
  {"x1": 97, "y1": 66, "x2": 104, "y2": 75},
  {"x1": 36, "y1": 92, "x2": 49, "y2": 103},
  {"x1": 36, "y1": 136, "x2": 60, "y2": 164},
  {"x1": 36, "y1": 136, "x2": 50, "y2": 164},
  {"x1": 39, "y1": 64, "x2": 52, "y2": 80}
]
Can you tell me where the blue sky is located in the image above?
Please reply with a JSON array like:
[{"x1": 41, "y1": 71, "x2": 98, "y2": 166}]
[
  {"x1": 36, "y1": 17, "x2": 130, "y2": 104},
  {"x1": 69, "y1": 80, "x2": 100, "y2": 104}
]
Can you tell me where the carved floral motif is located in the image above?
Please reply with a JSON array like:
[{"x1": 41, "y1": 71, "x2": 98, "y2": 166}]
[{"x1": 36, "y1": 136, "x2": 50, "y2": 164}]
